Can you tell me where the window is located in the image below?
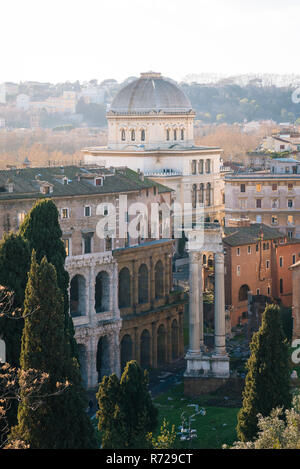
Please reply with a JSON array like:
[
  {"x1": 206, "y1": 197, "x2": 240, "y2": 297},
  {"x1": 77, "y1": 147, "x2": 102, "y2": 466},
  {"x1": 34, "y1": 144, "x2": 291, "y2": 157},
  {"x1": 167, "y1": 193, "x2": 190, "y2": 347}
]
[
  {"x1": 272, "y1": 199, "x2": 279, "y2": 209},
  {"x1": 237, "y1": 248, "x2": 240, "y2": 256},
  {"x1": 267, "y1": 286, "x2": 271, "y2": 295},
  {"x1": 83, "y1": 236, "x2": 92, "y2": 254},
  {"x1": 293, "y1": 254, "x2": 296, "y2": 264},
  {"x1": 237, "y1": 265, "x2": 241, "y2": 276},
  {"x1": 272, "y1": 184, "x2": 278, "y2": 191},
  {"x1": 192, "y1": 184, "x2": 197, "y2": 209},
  {"x1": 288, "y1": 199, "x2": 293, "y2": 208},
  {"x1": 103, "y1": 205, "x2": 109, "y2": 216},
  {"x1": 288, "y1": 230, "x2": 294, "y2": 239},
  {"x1": 61, "y1": 208, "x2": 69, "y2": 219},
  {"x1": 280, "y1": 278, "x2": 283, "y2": 294},
  {"x1": 256, "y1": 215, "x2": 262, "y2": 223},
  {"x1": 271, "y1": 215, "x2": 278, "y2": 225},
  {"x1": 141, "y1": 129, "x2": 145, "y2": 141},
  {"x1": 84, "y1": 206, "x2": 91, "y2": 217},
  {"x1": 280, "y1": 257, "x2": 283, "y2": 267},
  {"x1": 239, "y1": 284, "x2": 250, "y2": 301},
  {"x1": 206, "y1": 182, "x2": 211, "y2": 206},
  {"x1": 266, "y1": 260, "x2": 270, "y2": 269},
  {"x1": 256, "y1": 184, "x2": 262, "y2": 192},
  {"x1": 63, "y1": 238, "x2": 70, "y2": 256},
  {"x1": 95, "y1": 177, "x2": 103, "y2": 186},
  {"x1": 191, "y1": 160, "x2": 197, "y2": 175},
  {"x1": 166, "y1": 129, "x2": 170, "y2": 141},
  {"x1": 288, "y1": 183, "x2": 293, "y2": 191},
  {"x1": 256, "y1": 289, "x2": 260, "y2": 295},
  {"x1": 173, "y1": 129, "x2": 177, "y2": 141},
  {"x1": 240, "y1": 184, "x2": 246, "y2": 193},
  {"x1": 256, "y1": 199, "x2": 262, "y2": 208},
  {"x1": 181, "y1": 129, "x2": 184, "y2": 140},
  {"x1": 256, "y1": 244, "x2": 259, "y2": 252},
  {"x1": 287, "y1": 215, "x2": 294, "y2": 225},
  {"x1": 247, "y1": 246, "x2": 251, "y2": 254},
  {"x1": 239, "y1": 199, "x2": 246, "y2": 209},
  {"x1": 131, "y1": 130, "x2": 135, "y2": 141},
  {"x1": 206, "y1": 159, "x2": 211, "y2": 174},
  {"x1": 153, "y1": 187, "x2": 157, "y2": 196},
  {"x1": 121, "y1": 129, "x2": 125, "y2": 141},
  {"x1": 198, "y1": 160, "x2": 204, "y2": 174}
]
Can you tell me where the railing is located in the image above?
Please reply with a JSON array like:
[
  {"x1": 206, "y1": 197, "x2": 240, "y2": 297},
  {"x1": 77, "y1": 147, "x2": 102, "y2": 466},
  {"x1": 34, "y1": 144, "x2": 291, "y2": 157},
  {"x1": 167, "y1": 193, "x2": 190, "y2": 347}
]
[{"x1": 144, "y1": 169, "x2": 182, "y2": 177}]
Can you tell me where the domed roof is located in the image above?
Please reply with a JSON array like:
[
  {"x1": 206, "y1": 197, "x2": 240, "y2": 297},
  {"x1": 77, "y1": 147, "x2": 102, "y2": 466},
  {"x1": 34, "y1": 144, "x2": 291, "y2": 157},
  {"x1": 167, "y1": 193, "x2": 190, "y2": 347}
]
[{"x1": 109, "y1": 72, "x2": 192, "y2": 114}]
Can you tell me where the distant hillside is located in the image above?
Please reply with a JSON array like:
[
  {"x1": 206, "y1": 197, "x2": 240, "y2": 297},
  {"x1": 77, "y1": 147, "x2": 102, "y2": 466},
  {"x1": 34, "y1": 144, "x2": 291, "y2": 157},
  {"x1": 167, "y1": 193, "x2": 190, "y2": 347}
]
[{"x1": 180, "y1": 81, "x2": 300, "y2": 124}]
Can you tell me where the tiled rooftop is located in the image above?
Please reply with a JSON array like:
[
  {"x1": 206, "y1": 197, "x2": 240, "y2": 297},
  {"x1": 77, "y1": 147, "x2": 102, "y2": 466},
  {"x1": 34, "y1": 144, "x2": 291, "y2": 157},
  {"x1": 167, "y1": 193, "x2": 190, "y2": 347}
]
[{"x1": 0, "y1": 165, "x2": 172, "y2": 200}]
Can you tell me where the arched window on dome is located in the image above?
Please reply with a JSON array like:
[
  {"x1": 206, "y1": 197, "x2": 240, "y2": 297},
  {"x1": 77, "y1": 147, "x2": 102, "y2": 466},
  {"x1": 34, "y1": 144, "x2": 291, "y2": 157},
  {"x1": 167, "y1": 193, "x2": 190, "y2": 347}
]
[
  {"x1": 141, "y1": 129, "x2": 145, "y2": 142},
  {"x1": 174, "y1": 129, "x2": 177, "y2": 141},
  {"x1": 181, "y1": 129, "x2": 184, "y2": 140},
  {"x1": 121, "y1": 129, "x2": 126, "y2": 141},
  {"x1": 131, "y1": 130, "x2": 135, "y2": 141},
  {"x1": 166, "y1": 129, "x2": 170, "y2": 141}
]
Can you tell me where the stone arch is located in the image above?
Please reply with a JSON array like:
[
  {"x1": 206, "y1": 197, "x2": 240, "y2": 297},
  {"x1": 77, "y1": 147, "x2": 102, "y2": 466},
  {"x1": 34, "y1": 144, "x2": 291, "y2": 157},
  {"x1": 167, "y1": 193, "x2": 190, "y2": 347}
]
[
  {"x1": 120, "y1": 334, "x2": 133, "y2": 371},
  {"x1": 95, "y1": 271, "x2": 110, "y2": 313},
  {"x1": 96, "y1": 335, "x2": 110, "y2": 382},
  {"x1": 70, "y1": 274, "x2": 86, "y2": 317},
  {"x1": 239, "y1": 284, "x2": 250, "y2": 302},
  {"x1": 203, "y1": 254, "x2": 207, "y2": 265},
  {"x1": 138, "y1": 264, "x2": 149, "y2": 304},
  {"x1": 171, "y1": 319, "x2": 179, "y2": 360},
  {"x1": 0, "y1": 338, "x2": 6, "y2": 363},
  {"x1": 78, "y1": 343, "x2": 88, "y2": 387},
  {"x1": 155, "y1": 260, "x2": 164, "y2": 299},
  {"x1": 140, "y1": 329, "x2": 151, "y2": 369},
  {"x1": 118, "y1": 267, "x2": 131, "y2": 308},
  {"x1": 157, "y1": 324, "x2": 167, "y2": 366}
]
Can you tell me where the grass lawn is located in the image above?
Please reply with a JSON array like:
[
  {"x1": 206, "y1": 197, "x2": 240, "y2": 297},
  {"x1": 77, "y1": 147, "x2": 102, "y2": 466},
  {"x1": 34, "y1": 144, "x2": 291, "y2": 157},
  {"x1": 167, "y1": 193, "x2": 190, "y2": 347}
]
[{"x1": 154, "y1": 383, "x2": 239, "y2": 449}]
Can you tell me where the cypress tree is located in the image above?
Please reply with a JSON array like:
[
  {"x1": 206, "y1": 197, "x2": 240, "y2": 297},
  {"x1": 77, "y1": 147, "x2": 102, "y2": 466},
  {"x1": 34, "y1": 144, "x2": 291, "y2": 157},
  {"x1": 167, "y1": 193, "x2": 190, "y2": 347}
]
[
  {"x1": 10, "y1": 253, "x2": 97, "y2": 448},
  {"x1": 97, "y1": 360, "x2": 158, "y2": 449},
  {"x1": 0, "y1": 233, "x2": 30, "y2": 366},
  {"x1": 237, "y1": 304, "x2": 291, "y2": 442},
  {"x1": 19, "y1": 198, "x2": 77, "y2": 361}
]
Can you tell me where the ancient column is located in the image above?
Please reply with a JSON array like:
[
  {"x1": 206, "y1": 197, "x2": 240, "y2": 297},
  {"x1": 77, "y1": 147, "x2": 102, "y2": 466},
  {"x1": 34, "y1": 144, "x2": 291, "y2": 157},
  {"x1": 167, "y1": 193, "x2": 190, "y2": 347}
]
[
  {"x1": 214, "y1": 251, "x2": 226, "y2": 355},
  {"x1": 198, "y1": 254, "x2": 204, "y2": 351},
  {"x1": 188, "y1": 251, "x2": 201, "y2": 355}
]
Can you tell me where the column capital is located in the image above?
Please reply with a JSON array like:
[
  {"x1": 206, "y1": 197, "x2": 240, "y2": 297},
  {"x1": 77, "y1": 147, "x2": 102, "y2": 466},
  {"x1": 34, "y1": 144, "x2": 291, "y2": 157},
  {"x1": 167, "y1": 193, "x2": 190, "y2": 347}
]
[
  {"x1": 189, "y1": 251, "x2": 202, "y2": 263},
  {"x1": 214, "y1": 251, "x2": 224, "y2": 263}
]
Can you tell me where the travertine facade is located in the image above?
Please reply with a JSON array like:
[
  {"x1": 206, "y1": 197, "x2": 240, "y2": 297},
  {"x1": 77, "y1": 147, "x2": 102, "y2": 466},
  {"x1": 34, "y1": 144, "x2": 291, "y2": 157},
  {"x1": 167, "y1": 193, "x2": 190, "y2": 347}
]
[{"x1": 0, "y1": 165, "x2": 185, "y2": 388}]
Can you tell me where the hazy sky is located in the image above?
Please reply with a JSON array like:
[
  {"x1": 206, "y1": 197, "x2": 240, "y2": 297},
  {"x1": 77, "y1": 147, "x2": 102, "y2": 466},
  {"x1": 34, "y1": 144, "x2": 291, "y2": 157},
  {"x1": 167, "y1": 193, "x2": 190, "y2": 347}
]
[{"x1": 2, "y1": 0, "x2": 300, "y2": 83}]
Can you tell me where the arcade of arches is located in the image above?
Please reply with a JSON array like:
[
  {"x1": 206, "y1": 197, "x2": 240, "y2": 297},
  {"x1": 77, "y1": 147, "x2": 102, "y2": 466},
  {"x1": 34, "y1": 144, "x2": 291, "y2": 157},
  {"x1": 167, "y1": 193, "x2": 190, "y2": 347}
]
[
  {"x1": 116, "y1": 240, "x2": 185, "y2": 372},
  {"x1": 66, "y1": 240, "x2": 186, "y2": 389}
]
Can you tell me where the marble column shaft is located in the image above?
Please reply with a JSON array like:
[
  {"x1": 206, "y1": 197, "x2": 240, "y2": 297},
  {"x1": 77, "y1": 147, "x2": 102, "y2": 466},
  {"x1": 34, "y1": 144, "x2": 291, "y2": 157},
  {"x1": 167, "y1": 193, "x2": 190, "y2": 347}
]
[
  {"x1": 214, "y1": 251, "x2": 226, "y2": 355},
  {"x1": 188, "y1": 251, "x2": 201, "y2": 354}
]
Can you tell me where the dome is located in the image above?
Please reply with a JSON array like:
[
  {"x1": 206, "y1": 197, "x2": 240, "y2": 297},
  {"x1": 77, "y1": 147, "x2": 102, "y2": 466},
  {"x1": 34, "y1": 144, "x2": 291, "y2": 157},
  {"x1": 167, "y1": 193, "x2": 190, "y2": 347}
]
[{"x1": 109, "y1": 72, "x2": 192, "y2": 114}]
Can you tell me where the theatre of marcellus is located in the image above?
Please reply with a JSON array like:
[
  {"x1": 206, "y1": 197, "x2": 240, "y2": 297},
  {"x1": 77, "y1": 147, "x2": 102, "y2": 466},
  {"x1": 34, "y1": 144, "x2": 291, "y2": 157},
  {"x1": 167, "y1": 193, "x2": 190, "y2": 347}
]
[{"x1": 0, "y1": 72, "x2": 227, "y2": 389}]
